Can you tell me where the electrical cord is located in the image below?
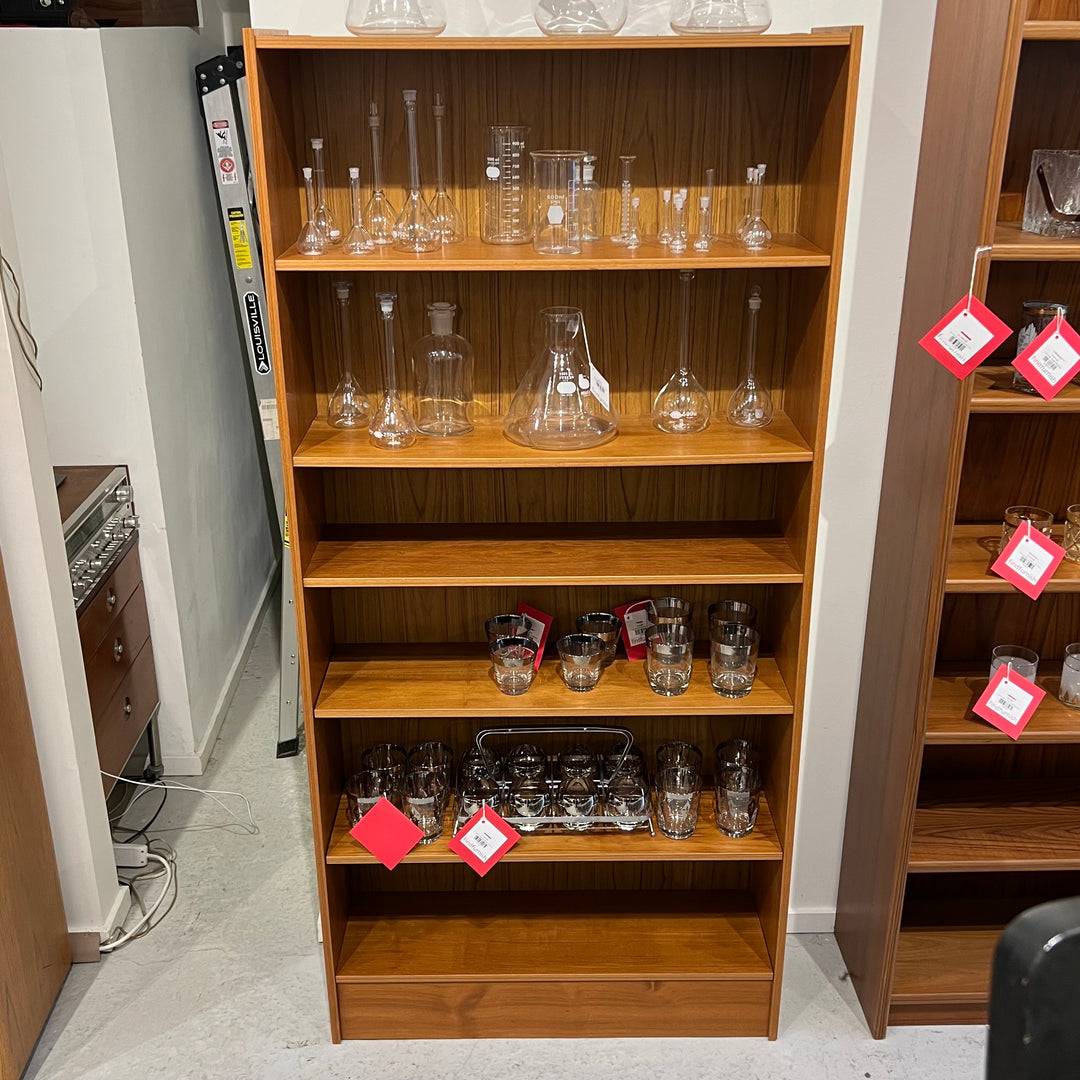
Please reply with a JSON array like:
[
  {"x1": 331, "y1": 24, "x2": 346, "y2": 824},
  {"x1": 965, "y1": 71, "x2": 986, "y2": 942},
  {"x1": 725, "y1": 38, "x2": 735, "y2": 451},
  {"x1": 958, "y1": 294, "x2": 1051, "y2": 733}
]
[
  {"x1": 0, "y1": 244, "x2": 42, "y2": 390},
  {"x1": 101, "y1": 771, "x2": 259, "y2": 835},
  {"x1": 100, "y1": 853, "x2": 173, "y2": 953},
  {"x1": 114, "y1": 785, "x2": 168, "y2": 846}
]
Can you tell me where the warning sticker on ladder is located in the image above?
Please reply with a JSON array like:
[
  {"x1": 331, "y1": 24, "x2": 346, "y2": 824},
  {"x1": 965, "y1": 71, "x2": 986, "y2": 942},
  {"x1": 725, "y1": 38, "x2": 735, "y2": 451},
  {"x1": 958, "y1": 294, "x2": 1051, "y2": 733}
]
[
  {"x1": 228, "y1": 207, "x2": 253, "y2": 269},
  {"x1": 259, "y1": 398, "x2": 280, "y2": 441},
  {"x1": 213, "y1": 120, "x2": 239, "y2": 184}
]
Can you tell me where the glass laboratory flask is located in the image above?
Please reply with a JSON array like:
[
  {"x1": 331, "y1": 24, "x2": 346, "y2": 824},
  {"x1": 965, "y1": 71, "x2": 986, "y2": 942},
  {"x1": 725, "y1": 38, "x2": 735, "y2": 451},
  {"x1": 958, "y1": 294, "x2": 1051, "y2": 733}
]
[
  {"x1": 534, "y1": 0, "x2": 627, "y2": 34},
  {"x1": 532, "y1": 151, "x2": 586, "y2": 256},
  {"x1": 412, "y1": 302, "x2": 474, "y2": 437},
  {"x1": 394, "y1": 89, "x2": 439, "y2": 253},
  {"x1": 327, "y1": 281, "x2": 372, "y2": 429},
  {"x1": 670, "y1": 0, "x2": 771, "y2": 33},
  {"x1": 503, "y1": 307, "x2": 618, "y2": 451},
  {"x1": 483, "y1": 125, "x2": 532, "y2": 245},
  {"x1": 369, "y1": 292, "x2": 418, "y2": 450},
  {"x1": 346, "y1": 0, "x2": 447, "y2": 34},
  {"x1": 653, "y1": 270, "x2": 711, "y2": 434},
  {"x1": 727, "y1": 286, "x2": 774, "y2": 429}
]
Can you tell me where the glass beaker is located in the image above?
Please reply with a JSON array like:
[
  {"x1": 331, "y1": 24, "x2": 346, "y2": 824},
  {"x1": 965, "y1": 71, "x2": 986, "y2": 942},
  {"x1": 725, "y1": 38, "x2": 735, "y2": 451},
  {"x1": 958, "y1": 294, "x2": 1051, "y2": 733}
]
[
  {"x1": 532, "y1": 151, "x2": 586, "y2": 256},
  {"x1": 327, "y1": 280, "x2": 371, "y2": 429},
  {"x1": 670, "y1": 0, "x2": 771, "y2": 33},
  {"x1": 369, "y1": 292, "x2": 418, "y2": 450},
  {"x1": 411, "y1": 302, "x2": 474, "y2": 437},
  {"x1": 346, "y1": 0, "x2": 447, "y2": 34},
  {"x1": 727, "y1": 286, "x2": 774, "y2": 428},
  {"x1": 534, "y1": 0, "x2": 627, "y2": 34},
  {"x1": 393, "y1": 89, "x2": 439, "y2": 253},
  {"x1": 483, "y1": 126, "x2": 532, "y2": 245},
  {"x1": 503, "y1": 306, "x2": 618, "y2": 450},
  {"x1": 653, "y1": 270, "x2": 712, "y2": 434}
]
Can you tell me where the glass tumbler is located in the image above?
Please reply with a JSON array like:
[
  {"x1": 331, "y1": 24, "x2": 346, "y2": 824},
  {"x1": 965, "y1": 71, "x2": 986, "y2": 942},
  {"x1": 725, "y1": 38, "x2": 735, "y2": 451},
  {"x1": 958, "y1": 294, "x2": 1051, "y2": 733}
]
[
  {"x1": 656, "y1": 740, "x2": 703, "y2": 776},
  {"x1": 507, "y1": 743, "x2": 548, "y2": 781},
  {"x1": 532, "y1": 151, "x2": 585, "y2": 255},
  {"x1": 404, "y1": 769, "x2": 444, "y2": 844},
  {"x1": 1060, "y1": 643, "x2": 1080, "y2": 708},
  {"x1": 576, "y1": 612, "x2": 621, "y2": 667},
  {"x1": 1013, "y1": 301, "x2": 1069, "y2": 393},
  {"x1": 709, "y1": 622, "x2": 761, "y2": 699},
  {"x1": 557, "y1": 633, "x2": 605, "y2": 692},
  {"x1": 508, "y1": 777, "x2": 549, "y2": 831},
  {"x1": 460, "y1": 775, "x2": 501, "y2": 819},
  {"x1": 715, "y1": 763, "x2": 762, "y2": 838},
  {"x1": 1066, "y1": 505, "x2": 1080, "y2": 564},
  {"x1": 716, "y1": 738, "x2": 761, "y2": 773},
  {"x1": 557, "y1": 774, "x2": 598, "y2": 830},
  {"x1": 604, "y1": 744, "x2": 645, "y2": 779},
  {"x1": 361, "y1": 743, "x2": 407, "y2": 781},
  {"x1": 490, "y1": 636, "x2": 537, "y2": 695},
  {"x1": 708, "y1": 599, "x2": 758, "y2": 630},
  {"x1": 990, "y1": 644, "x2": 1039, "y2": 682},
  {"x1": 485, "y1": 613, "x2": 533, "y2": 642},
  {"x1": 460, "y1": 745, "x2": 500, "y2": 783},
  {"x1": 652, "y1": 596, "x2": 693, "y2": 627},
  {"x1": 655, "y1": 765, "x2": 702, "y2": 840},
  {"x1": 1000, "y1": 506, "x2": 1054, "y2": 555},
  {"x1": 646, "y1": 625, "x2": 694, "y2": 696},
  {"x1": 606, "y1": 770, "x2": 648, "y2": 830},
  {"x1": 483, "y1": 126, "x2": 532, "y2": 245},
  {"x1": 559, "y1": 745, "x2": 599, "y2": 780},
  {"x1": 345, "y1": 771, "x2": 383, "y2": 826}
]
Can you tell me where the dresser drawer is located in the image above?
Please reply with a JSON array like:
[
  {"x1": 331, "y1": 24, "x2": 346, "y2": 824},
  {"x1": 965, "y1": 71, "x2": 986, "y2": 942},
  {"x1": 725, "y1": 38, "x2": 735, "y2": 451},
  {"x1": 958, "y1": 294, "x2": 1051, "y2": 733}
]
[
  {"x1": 79, "y1": 544, "x2": 142, "y2": 663},
  {"x1": 97, "y1": 641, "x2": 158, "y2": 795},
  {"x1": 85, "y1": 583, "x2": 150, "y2": 717}
]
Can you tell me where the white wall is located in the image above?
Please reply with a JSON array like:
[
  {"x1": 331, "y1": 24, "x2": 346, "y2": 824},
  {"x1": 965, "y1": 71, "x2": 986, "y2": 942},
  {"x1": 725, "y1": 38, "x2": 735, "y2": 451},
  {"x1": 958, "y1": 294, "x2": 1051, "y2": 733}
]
[{"x1": 246, "y1": 0, "x2": 938, "y2": 928}]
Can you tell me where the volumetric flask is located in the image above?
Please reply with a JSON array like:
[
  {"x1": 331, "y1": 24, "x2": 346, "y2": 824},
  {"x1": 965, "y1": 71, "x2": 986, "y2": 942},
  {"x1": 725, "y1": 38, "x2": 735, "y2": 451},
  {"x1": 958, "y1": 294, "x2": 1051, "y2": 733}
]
[
  {"x1": 532, "y1": 151, "x2": 585, "y2": 256},
  {"x1": 345, "y1": 0, "x2": 446, "y2": 34},
  {"x1": 503, "y1": 306, "x2": 618, "y2": 450},
  {"x1": 483, "y1": 126, "x2": 532, "y2": 245}
]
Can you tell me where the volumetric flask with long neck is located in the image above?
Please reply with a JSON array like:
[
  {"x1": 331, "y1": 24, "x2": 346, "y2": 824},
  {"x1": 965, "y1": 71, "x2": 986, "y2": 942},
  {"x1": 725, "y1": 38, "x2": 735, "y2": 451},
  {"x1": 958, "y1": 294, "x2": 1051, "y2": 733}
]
[{"x1": 483, "y1": 126, "x2": 532, "y2": 245}]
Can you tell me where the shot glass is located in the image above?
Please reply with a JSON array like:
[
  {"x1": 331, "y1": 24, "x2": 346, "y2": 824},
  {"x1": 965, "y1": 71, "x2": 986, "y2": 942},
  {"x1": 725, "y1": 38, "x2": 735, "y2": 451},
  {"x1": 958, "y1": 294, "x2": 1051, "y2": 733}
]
[
  {"x1": 576, "y1": 612, "x2": 621, "y2": 667},
  {"x1": 361, "y1": 743, "x2": 407, "y2": 780},
  {"x1": 1060, "y1": 643, "x2": 1080, "y2": 708},
  {"x1": 557, "y1": 775, "x2": 598, "y2": 831},
  {"x1": 486, "y1": 613, "x2": 532, "y2": 643},
  {"x1": 508, "y1": 776, "x2": 549, "y2": 832},
  {"x1": 404, "y1": 769, "x2": 444, "y2": 844},
  {"x1": 507, "y1": 743, "x2": 547, "y2": 781},
  {"x1": 1000, "y1": 506, "x2": 1054, "y2": 555},
  {"x1": 606, "y1": 770, "x2": 649, "y2": 831},
  {"x1": 490, "y1": 635, "x2": 537, "y2": 696},
  {"x1": 708, "y1": 599, "x2": 758, "y2": 631},
  {"x1": 645, "y1": 624, "x2": 694, "y2": 696},
  {"x1": 709, "y1": 622, "x2": 761, "y2": 699},
  {"x1": 1066, "y1": 505, "x2": 1080, "y2": 564},
  {"x1": 651, "y1": 596, "x2": 694, "y2": 627},
  {"x1": 656, "y1": 740, "x2": 703, "y2": 777},
  {"x1": 990, "y1": 644, "x2": 1039, "y2": 682},
  {"x1": 459, "y1": 774, "x2": 501, "y2": 819},
  {"x1": 654, "y1": 765, "x2": 702, "y2": 840},
  {"x1": 715, "y1": 763, "x2": 762, "y2": 838},
  {"x1": 716, "y1": 738, "x2": 761, "y2": 774},
  {"x1": 557, "y1": 633, "x2": 605, "y2": 692}
]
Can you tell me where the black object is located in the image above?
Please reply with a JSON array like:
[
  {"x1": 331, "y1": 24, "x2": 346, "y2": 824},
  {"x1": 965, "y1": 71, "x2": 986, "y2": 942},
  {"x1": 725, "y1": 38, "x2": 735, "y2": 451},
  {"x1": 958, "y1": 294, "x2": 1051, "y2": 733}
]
[
  {"x1": 0, "y1": 0, "x2": 69, "y2": 26},
  {"x1": 988, "y1": 897, "x2": 1080, "y2": 1079}
]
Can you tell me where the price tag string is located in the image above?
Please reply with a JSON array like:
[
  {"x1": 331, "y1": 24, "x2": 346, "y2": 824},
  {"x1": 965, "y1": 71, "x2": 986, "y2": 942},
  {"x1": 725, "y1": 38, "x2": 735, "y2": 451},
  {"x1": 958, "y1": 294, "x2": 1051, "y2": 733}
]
[
  {"x1": 965, "y1": 245, "x2": 994, "y2": 314},
  {"x1": 1056, "y1": 304, "x2": 1066, "y2": 340}
]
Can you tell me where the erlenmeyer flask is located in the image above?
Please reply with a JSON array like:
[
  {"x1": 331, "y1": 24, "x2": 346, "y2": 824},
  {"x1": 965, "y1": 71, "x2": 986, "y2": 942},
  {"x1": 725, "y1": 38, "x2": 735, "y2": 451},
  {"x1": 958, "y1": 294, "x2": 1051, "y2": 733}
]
[
  {"x1": 670, "y1": 0, "x2": 771, "y2": 33},
  {"x1": 365, "y1": 103, "x2": 397, "y2": 246},
  {"x1": 429, "y1": 94, "x2": 464, "y2": 244},
  {"x1": 653, "y1": 271, "x2": 711, "y2": 434},
  {"x1": 727, "y1": 286, "x2": 774, "y2": 428},
  {"x1": 346, "y1": 0, "x2": 447, "y2": 34},
  {"x1": 394, "y1": 90, "x2": 439, "y2": 253},
  {"x1": 534, "y1": 0, "x2": 627, "y2": 34},
  {"x1": 369, "y1": 292, "x2": 418, "y2": 450},
  {"x1": 412, "y1": 302, "x2": 474, "y2": 436},
  {"x1": 327, "y1": 281, "x2": 372, "y2": 429},
  {"x1": 503, "y1": 306, "x2": 618, "y2": 451}
]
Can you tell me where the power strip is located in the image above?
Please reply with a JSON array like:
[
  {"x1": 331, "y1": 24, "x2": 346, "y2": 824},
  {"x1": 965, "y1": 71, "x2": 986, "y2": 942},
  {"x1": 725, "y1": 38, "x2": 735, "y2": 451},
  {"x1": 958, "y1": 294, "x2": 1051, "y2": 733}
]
[{"x1": 113, "y1": 842, "x2": 148, "y2": 868}]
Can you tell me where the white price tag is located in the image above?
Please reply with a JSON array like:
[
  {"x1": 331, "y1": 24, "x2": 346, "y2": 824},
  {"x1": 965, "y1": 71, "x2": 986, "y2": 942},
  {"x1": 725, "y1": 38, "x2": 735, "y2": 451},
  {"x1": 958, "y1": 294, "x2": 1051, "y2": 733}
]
[
  {"x1": 933, "y1": 310, "x2": 995, "y2": 366},
  {"x1": 259, "y1": 398, "x2": 280, "y2": 441},
  {"x1": 1027, "y1": 333, "x2": 1080, "y2": 387},
  {"x1": 1005, "y1": 533, "x2": 1055, "y2": 585},
  {"x1": 589, "y1": 363, "x2": 611, "y2": 411},
  {"x1": 458, "y1": 816, "x2": 508, "y2": 864},
  {"x1": 623, "y1": 605, "x2": 652, "y2": 647},
  {"x1": 985, "y1": 679, "x2": 1035, "y2": 726}
]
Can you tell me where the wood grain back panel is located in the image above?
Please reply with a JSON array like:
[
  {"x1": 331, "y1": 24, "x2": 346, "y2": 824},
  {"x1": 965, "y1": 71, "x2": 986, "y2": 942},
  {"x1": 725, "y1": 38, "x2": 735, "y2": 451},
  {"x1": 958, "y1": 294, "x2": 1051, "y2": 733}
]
[
  {"x1": 985, "y1": 260, "x2": 1080, "y2": 363},
  {"x1": 1028, "y1": 0, "x2": 1080, "y2": 16},
  {"x1": 938, "y1": 592, "x2": 1080, "y2": 663}
]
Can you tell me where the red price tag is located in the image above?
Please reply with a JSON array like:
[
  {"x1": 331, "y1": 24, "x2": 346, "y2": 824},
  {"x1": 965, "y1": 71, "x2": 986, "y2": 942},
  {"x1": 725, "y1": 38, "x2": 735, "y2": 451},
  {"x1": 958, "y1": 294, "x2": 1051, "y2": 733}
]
[
  {"x1": 615, "y1": 599, "x2": 653, "y2": 661},
  {"x1": 516, "y1": 604, "x2": 553, "y2": 671},
  {"x1": 972, "y1": 663, "x2": 1045, "y2": 740},
  {"x1": 348, "y1": 796, "x2": 423, "y2": 870},
  {"x1": 1011, "y1": 316, "x2": 1080, "y2": 400},
  {"x1": 448, "y1": 805, "x2": 519, "y2": 877},
  {"x1": 991, "y1": 523, "x2": 1066, "y2": 600},
  {"x1": 919, "y1": 296, "x2": 1012, "y2": 379}
]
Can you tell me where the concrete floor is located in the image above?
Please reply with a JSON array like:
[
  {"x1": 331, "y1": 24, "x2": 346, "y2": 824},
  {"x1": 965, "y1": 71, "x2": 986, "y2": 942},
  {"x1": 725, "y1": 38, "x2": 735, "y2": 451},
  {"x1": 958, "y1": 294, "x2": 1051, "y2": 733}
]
[{"x1": 26, "y1": 616, "x2": 988, "y2": 1080}]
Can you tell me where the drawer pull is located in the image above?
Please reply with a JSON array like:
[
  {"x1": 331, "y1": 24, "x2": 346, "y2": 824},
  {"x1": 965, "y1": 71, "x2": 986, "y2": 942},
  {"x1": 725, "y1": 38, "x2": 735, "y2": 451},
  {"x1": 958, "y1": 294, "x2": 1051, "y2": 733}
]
[
  {"x1": 106, "y1": 587, "x2": 117, "y2": 612},
  {"x1": 122, "y1": 697, "x2": 132, "y2": 717},
  {"x1": 113, "y1": 638, "x2": 124, "y2": 662}
]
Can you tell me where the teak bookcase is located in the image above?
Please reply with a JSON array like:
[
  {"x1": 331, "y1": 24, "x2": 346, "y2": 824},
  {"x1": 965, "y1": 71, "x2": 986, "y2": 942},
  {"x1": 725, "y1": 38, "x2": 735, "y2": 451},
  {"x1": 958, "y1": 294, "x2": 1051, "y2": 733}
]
[
  {"x1": 836, "y1": 0, "x2": 1080, "y2": 1038},
  {"x1": 243, "y1": 27, "x2": 860, "y2": 1041}
]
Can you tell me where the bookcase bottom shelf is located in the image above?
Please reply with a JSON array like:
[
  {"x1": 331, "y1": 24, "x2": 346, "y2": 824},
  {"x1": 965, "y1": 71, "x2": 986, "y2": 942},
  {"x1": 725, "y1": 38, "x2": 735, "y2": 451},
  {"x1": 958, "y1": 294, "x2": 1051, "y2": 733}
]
[{"x1": 335, "y1": 890, "x2": 773, "y2": 1038}]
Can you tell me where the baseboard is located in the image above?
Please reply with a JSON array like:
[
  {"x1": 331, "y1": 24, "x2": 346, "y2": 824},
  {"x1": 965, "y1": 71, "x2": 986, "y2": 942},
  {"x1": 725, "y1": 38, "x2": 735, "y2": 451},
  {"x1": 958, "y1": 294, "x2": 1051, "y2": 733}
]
[
  {"x1": 69, "y1": 931, "x2": 101, "y2": 964},
  {"x1": 160, "y1": 561, "x2": 279, "y2": 776},
  {"x1": 788, "y1": 907, "x2": 836, "y2": 934}
]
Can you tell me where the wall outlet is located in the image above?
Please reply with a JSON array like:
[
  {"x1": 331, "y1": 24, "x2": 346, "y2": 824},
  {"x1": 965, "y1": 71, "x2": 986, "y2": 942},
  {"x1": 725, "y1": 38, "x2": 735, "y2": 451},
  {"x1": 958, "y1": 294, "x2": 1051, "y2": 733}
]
[{"x1": 113, "y1": 842, "x2": 148, "y2": 868}]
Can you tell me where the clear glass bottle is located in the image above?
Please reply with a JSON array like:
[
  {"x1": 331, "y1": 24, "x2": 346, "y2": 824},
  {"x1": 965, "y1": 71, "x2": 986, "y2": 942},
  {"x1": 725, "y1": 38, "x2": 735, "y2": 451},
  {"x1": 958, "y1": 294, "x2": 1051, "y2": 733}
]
[
  {"x1": 309, "y1": 138, "x2": 340, "y2": 245},
  {"x1": 429, "y1": 93, "x2": 464, "y2": 244},
  {"x1": 653, "y1": 270, "x2": 711, "y2": 434},
  {"x1": 411, "y1": 302, "x2": 474, "y2": 437},
  {"x1": 369, "y1": 292, "x2": 418, "y2": 450},
  {"x1": 534, "y1": 0, "x2": 627, "y2": 34},
  {"x1": 346, "y1": 0, "x2": 447, "y2": 34},
  {"x1": 626, "y1": 196, "x2": 642, "y2": 249},
  {"x1": 393, "y1": 90, "x2": 439, "y2": 253},
  {"x1": 580, "y1": 154, "x2": 601, "y2": 242},
  {"x1": 327, "y1": 281, "x2": 371, "y2": 429},
  {"x1": 657, "y1": 188, "x2": 673, "y2": 245},
  {"x1": 483, "y1": 125, "x2": 532, "y2": 245},
  {"x1": 297, "y1": 167, "x2": 326, "y2": 256},
  {"x1": 670, "y1": 0, "x2": 771, "y2": 33},
  {"x1": 504, "y1": 306, "x2": 618, "y2": 450},
  {"x1": 693, "y1": 195, "x2": 712, "y2": 251},
  {"x1": 742, "y1": 163, "x2": 772, "y2": 251},
  {"x1": 727, "y1": 286, "x2": 774, "y2": 428},
  {"x1": 669, "y1": 192, "x2": 688, "y2": 253},
  {"x1": 365, "y1": 103, "x2": 397, "y2": 246},
  {"x1": 342, "y1": 168, "x2": 375, "y2": 255}
]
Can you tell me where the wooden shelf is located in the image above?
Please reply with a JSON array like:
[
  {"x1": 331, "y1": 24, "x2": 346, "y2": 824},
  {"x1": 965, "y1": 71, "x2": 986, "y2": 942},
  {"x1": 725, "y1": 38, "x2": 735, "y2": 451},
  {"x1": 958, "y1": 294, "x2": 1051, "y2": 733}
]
[
  {"x1": 1023, "y1": 19, "x2": 1080, "y2": 39},
  {"x1": 315, "y1": 650, "x2": 792, "y2": 718},
  {"x1": 971, "y1": 365, "x2": 1080, "y2": 412},
  {"x1": 294, "y1": 414, "x2": 814, "y2": 469},
  {"x1": 927, "y1": 667, "x2": 1080, "y2": 743},
  {"x1": 304, "y1": 526, "x2": 804, "y2": 588},
  {"x1": 276, "y1": 235, "x2": 830, "y2": 273},
  {"x1": 909, "y1": 780, "x2": 1080, "y2": 873},
  {"x1": 992, "y1": 219, "x2": 1080, "y2": 260},
  {"x1": 327, "y1": 789, "x2": 781, "y2": 865},
  {"x1": 889, "y1": 927, "x2": 996, "y2": 1026},
  {"x1": 945, "y1": 523, "x2": 1080, "y2": 592}
]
